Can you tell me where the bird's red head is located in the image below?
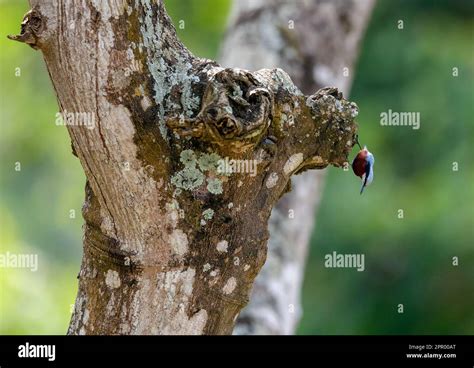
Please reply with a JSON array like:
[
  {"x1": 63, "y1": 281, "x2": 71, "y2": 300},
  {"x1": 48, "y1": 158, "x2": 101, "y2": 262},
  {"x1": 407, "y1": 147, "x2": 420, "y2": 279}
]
[{"x1": 352, "y1": 148, "x2": 368, "y2": 178}]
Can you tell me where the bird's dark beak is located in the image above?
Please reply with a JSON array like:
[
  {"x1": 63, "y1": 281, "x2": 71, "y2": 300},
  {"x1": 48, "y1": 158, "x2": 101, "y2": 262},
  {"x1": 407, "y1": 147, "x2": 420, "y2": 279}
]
[{"x1": 355, "y1": 134, "x2": 362, "y2": 150}]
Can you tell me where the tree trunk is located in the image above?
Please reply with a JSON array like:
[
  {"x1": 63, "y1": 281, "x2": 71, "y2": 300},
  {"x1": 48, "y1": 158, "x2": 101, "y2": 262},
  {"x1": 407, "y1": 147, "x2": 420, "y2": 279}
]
[
  {"x1": 9, "y1": 0, "x2": 359, "y2": 335},
  {"x1": 219, "y1": 0, "x2": 376, "y2": 335}
]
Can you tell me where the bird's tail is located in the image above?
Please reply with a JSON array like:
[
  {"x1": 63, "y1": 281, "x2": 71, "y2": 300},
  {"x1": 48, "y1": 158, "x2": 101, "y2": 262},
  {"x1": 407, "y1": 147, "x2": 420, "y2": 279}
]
[{"x1": 360, "y1": 182, "x2": 365, "y2": 195}]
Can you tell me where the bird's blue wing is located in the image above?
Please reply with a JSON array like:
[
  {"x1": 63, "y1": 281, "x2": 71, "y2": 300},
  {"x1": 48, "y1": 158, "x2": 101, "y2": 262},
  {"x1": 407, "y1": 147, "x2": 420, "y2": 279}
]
[{"x1": 360, "y1": 161, "x2": 371, "y2": 194}]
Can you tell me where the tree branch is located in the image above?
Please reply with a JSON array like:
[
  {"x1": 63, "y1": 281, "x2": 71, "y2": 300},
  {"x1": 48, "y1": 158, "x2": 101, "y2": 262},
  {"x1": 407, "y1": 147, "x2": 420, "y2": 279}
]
[{"x1": 220, "y1": 0, "x2": 376, "y2": 334}]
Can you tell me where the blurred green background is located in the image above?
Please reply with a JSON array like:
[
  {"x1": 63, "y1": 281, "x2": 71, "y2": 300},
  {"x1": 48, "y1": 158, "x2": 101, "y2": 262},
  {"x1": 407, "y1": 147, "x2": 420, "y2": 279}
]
[{"x1": 0, "y1": 0, "x2": 473, "y2": 334}]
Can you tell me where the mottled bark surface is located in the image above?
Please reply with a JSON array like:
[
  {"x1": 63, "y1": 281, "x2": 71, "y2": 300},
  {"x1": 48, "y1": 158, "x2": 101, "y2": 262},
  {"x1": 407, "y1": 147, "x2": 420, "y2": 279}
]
[
  {"x1": 220, "y1": 0, "x2": 375, "y2": 335},
  {"x1": 10, "y1": 0, "x2": 359, "y2": 334}
]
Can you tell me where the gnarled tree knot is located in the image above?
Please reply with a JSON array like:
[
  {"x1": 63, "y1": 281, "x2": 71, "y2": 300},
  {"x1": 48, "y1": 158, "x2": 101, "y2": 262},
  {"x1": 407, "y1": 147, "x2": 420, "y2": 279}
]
[
  {"x1": 167, "y1": 68, "x2": 274, "y2": 152},
  {"x1": 7, "y1": 9, "x2": 45, "y2": 50}
]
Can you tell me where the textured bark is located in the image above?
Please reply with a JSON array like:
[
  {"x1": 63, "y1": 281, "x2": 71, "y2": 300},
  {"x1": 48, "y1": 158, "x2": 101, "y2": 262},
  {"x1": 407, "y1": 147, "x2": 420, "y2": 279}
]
[
  {"x1": 10, "y1": 0, "x2": 359, "y2": 335},
  {"x1": 220, "y1": 0, "x2": 376, "y2": 335}
]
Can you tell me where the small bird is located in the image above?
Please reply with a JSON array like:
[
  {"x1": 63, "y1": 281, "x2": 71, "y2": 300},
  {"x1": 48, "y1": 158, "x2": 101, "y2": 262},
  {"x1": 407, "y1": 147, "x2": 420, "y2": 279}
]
[{"x1": 352, "y1": 139, "x2": 375, "y2": 194}]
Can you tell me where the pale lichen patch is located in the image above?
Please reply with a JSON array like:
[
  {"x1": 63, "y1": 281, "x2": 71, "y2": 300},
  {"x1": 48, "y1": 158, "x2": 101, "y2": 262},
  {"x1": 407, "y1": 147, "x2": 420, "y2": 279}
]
[
  {"x1": 312, "y1": 155, "x2": 325, "y2": 165},
  {"x1": 202, "y1": 208, "x2": 214, "y2": 220},
  {"x1": 171, "y1": 151, "x2": 226, "y2": 195},
  {"x1": 140, "y1": 95, "x2": 152, "y2": 111},
  {"x1": 83, "y1": 309, "x2": 90, "y2": 325},
  {"x1": 138, "y1": 0, "x2": 201, "y2": 139},
  {"x1": 169, "y1": 229, "x2": 189, "y2": 257},
  {"x1": 216, "y1": 240, "x2": 228, "y2": 253},
  {"x1": 222, "y1": 277, "x2": 237, "y2": 295},
  {"x1": 171, "y1": 166, "x2": 205, "y2": 190},
  {"x1": 198, "y1": 152, "x2": 221, "y2": 172},
  {"x1": 105, "y1": 269, "x2": 121, "y2": 289},
  {"x1": 165, "y1": 200, "x2": 181, "y2": 227},
  {"x1": 180, "y1": 149, "x2": 197, "y2": 166},
  {"x1": 207, "y1": 178, "x2": 223, "y2": 194},
  {"x1": 283, "y1": 153, "x2": 304, "y2": 175},
  {"x1": 130, "y1": 268, "x2": 209, "y2": 335},
  {"x1": 266, "y1": 172, "x2": 279, "y2": 188}
]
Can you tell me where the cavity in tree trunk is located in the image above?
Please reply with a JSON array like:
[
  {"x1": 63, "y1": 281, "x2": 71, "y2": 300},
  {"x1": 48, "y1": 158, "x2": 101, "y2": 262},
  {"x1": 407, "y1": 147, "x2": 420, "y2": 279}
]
[{"x1": 9, "y1": 0, "x2": 359, "y2": 335}]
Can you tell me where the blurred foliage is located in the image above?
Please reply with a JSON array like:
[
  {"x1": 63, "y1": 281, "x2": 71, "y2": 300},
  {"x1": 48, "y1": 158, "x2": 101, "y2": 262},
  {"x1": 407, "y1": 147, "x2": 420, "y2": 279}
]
[
  {"x1": 0, "y1": 0, "x2": 472, "y2": 334},
  {"x1": 299, "y1": 0, "x2": 474, "y2": 334}
]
